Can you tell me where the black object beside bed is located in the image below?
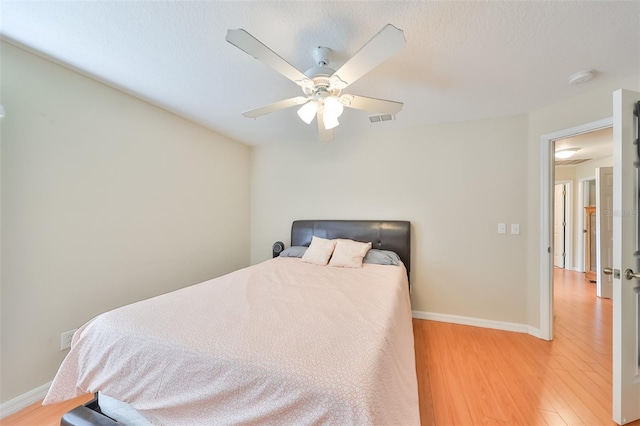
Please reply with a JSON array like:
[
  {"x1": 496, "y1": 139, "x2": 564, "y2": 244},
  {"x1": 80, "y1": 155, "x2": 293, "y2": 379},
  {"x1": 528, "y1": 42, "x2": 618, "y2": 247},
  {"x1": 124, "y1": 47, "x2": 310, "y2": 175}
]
[{"x1": 61, "y1": 395, "x2": 115, "y2": 426}]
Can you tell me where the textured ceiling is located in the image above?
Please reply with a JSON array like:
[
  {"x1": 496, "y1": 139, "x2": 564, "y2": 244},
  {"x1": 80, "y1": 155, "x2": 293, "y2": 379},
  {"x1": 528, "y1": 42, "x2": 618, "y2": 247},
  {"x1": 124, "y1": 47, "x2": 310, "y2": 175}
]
[{"x1": 1, "y1": 1, "x2": 639, "y2": 146}]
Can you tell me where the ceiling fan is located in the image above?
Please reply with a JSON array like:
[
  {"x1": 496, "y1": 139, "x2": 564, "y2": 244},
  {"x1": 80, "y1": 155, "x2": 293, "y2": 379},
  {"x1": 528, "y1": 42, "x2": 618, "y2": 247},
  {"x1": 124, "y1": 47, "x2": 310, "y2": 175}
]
[{"x1": 226, "y1": 24, "x2": 406, "y2": 142}]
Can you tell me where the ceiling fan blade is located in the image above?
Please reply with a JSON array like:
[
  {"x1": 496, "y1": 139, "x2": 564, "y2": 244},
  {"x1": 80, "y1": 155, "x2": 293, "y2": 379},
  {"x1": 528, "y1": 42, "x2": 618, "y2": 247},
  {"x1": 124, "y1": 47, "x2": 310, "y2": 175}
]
[
  {"x1": 331, "y1": 24, "x2": 406, "y2": 89},
  {"x1": 226, "y1": 29, "x2": 308, "y2": 85},
  {"x1": 316, "y1": 109, "x2": 335, "y2": 142},
  {"x1": 242, "y1": 96, "x2": 308, "y2": 118},
  {"x1": 341, "y1": 94, "x2": 403, "y2": 114}
]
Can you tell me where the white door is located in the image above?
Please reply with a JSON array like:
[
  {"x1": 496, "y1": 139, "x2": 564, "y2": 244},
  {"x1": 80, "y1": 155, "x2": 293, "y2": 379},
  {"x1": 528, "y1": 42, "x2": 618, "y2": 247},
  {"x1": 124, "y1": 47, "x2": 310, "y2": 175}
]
[
  {"x1": 554, "y1": 183, "x2": 566, "y2": 268},
  {"x1": 611, "y1": 89, "x2": 640, "y2": 425},
  {"x1": 596, "y1": 166, "x2": 613, "y2": 298}
]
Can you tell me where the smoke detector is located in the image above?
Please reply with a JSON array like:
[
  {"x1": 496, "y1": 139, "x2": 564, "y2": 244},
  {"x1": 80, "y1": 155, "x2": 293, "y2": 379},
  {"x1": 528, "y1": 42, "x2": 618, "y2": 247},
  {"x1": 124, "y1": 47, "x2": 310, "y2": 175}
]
[{"x1": 568, "y1": 70, "x2": 594, "y2": 85}]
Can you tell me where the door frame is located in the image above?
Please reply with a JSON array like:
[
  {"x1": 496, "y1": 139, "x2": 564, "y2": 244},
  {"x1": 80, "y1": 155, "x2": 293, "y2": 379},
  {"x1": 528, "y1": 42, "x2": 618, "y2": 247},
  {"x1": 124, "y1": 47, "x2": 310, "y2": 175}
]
[{"x1": 539, "y1": 117, "x2": 613, "y2": 341}]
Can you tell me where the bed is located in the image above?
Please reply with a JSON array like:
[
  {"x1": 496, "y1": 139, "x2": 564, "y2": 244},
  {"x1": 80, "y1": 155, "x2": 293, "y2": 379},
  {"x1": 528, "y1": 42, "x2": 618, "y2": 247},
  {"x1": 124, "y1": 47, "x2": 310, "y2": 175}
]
[{"x1": 45, "y1": 220, "x2": 419, "y2": 425}]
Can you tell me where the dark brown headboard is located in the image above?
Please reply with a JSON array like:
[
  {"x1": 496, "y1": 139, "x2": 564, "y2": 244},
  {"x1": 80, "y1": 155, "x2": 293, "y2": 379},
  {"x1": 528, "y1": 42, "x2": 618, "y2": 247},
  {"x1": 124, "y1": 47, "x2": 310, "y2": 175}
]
[{"x1": 290, "y1": 220, "x2": 411, "y2": 278}]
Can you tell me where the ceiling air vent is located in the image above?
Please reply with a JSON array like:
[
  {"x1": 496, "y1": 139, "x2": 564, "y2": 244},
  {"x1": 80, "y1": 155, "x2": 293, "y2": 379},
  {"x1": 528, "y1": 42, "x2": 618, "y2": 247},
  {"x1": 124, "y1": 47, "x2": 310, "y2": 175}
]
[
  {"x1": 369, "y1": 114, "x2": 395, "y2": 123},
  {"x1": 555, "y1": 158, "x2": 591, "y2": 166}
]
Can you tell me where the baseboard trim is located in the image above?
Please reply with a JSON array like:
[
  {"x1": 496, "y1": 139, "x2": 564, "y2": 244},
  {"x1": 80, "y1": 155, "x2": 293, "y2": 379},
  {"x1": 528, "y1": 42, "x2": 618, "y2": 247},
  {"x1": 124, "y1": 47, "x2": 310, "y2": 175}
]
[
  {"x1": 0, "y1": 382, "x2": 51, "y2": 419},
  {"x1": 412, "y1": 310, "x2": 542, "y2": 337}
]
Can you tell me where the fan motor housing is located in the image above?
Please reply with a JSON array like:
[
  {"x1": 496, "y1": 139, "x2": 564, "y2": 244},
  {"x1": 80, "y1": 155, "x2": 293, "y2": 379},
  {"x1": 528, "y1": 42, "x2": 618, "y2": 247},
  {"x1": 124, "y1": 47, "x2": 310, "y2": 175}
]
[
  {"x1": 302, "y1": 76, "x2": 341, "y2": 98},
  {"x1": 312, "y1": 46, "x2": 331, "y2": 66}
]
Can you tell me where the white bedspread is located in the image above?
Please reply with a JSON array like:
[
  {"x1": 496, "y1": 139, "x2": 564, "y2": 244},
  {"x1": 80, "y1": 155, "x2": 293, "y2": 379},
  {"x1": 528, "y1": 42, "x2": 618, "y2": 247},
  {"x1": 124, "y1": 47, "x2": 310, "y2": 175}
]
[{"x1": 44, "y1": 257, "x2": 419, "y2": 425}]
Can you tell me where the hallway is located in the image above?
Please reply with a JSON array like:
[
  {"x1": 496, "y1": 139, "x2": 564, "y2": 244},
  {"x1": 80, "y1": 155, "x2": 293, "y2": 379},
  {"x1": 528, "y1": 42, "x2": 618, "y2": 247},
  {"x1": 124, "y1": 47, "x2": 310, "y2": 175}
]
[
  {"x1": 553, "y1": 267, "x2": 612, "y2": 365},
  {"x1": 412, "y1": 267, "x2": 638, "y2": 425}
]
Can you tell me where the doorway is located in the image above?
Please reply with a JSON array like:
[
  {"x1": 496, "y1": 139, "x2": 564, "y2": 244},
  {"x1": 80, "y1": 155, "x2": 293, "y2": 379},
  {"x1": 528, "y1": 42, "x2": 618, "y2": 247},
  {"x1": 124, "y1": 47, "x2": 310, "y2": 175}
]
[
  {"x1": 539, "y1": 117, "x2": 613, "y2": 341},
  {"x1": 542, "y1": 90, "x2": 640, "y2": 426},
  {"x1": 553, "y1": 131, "x2": 613, "y2": 295}
]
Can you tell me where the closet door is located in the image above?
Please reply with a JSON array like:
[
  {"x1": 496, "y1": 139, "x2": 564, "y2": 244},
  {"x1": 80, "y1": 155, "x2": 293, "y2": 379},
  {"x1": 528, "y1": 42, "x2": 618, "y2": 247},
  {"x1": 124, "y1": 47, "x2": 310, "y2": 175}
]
[{"x1": 584, "y1": 206, "x2": 596, "y2": 282}]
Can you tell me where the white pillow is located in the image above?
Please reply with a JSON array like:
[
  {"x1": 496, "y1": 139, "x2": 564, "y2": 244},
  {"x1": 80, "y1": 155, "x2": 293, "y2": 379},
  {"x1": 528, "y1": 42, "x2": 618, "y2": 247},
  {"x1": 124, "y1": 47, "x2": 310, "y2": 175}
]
[
  {"x1": 301, "y1": 236, "x2": 337, "y2": 265},
  {"x1": 328, "y1": 239, "x2": 372, "y2": 268}
]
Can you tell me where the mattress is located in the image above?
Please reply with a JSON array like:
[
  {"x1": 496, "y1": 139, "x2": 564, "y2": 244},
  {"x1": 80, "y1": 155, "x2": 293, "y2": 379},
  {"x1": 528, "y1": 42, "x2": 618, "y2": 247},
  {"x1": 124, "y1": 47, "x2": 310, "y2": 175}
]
[{"x1": 44, "y1": 257, "x2": 419, "y2": 425}]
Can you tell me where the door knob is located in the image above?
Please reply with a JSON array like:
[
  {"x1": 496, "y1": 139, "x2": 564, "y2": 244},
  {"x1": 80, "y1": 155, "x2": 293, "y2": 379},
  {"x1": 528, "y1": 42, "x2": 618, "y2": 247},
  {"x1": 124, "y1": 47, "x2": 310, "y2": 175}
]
[
  {"x1": 624, "y1": 269, "x2": 640, "y2": 280},
  {"x1": 603, "y1": 267, "x2": 613, "y2": 275}
]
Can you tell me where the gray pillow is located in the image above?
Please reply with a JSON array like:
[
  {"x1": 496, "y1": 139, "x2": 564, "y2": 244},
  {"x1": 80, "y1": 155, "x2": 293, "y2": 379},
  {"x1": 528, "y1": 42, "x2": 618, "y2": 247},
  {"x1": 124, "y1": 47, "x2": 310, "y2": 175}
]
[
  {"x1": 279, "y1": 246, "x2": 307, "y2": 258},
  {"x1": 363, "y1": 249, "x2": 400, "y2": 266}
]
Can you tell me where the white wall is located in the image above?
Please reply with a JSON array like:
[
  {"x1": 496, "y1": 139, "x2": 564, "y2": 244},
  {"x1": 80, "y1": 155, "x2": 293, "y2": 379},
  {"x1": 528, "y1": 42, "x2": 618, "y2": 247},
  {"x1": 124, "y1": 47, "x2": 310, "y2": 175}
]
[
  {"x1": 251, "y1": 114, "x2": 529, "y2": 324},
  {"x1": 0, "y1": 42, "x2": 251, "y2": 403}
]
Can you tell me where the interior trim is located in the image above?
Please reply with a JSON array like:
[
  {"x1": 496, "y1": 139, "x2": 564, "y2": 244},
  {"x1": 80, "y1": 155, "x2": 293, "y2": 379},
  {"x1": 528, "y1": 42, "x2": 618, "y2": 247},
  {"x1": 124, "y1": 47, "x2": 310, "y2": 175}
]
[{"x1": 0, "y1": 381, "x2": 51, "y2": 419}]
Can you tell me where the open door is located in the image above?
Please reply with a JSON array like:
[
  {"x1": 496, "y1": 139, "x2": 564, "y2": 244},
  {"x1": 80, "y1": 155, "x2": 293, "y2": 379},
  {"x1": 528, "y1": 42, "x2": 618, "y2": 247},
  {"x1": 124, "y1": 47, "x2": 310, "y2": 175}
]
[
  {"x1": 554, "y1": 183, "x2": 566, "y2": 268},
  {"x1": 596, "y1": 166, "x2": 613, "y2": 298},
  {"x1": 611, "y1": 89, "x2": 640, "y2": 425}
]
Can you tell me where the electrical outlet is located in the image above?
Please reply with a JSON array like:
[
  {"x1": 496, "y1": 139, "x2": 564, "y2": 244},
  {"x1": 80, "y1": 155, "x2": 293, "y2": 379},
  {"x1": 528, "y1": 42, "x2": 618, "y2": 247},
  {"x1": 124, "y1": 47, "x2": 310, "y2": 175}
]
[{"x1": 60, "y1": 329, "x2": 77, "y2": 351}]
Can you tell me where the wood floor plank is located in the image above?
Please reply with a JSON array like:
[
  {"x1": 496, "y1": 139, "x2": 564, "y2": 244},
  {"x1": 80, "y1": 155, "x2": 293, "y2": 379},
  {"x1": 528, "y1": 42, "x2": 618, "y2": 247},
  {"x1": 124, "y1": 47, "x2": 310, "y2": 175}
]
[
  {"x1": 553, "y1": 356, "x2": 610, "y2": 406},
  {"x1": 552, "y1": 367, "x2": 611, "y2": 423},
  {"x1": 414, "y1": 319, "x2": 437, "y2": 425},
  {"x1": 586, "y1": 362, "x2": 613, "y2": 387},
  {"x1": 539, "y1": 408, "x2": 568, "y2": 426},
  {"x1": 541, "y1": 367, "x2": 606, "y2": 425},
  {"x1": 0, "y1": 394, "x2": 92, "y2": 426},
  {"x1": 425, "y1": 322, "x2": 475, "y2": 425},
  {"x1": 484, "y1": 345, "x2": 550, "y2": 424},
  {"x1": 446, "y1": 326, "x2": 515, "y2": 424},
  {"x1": 529, "y1": 374, "x2": 585, "y2": 426}
]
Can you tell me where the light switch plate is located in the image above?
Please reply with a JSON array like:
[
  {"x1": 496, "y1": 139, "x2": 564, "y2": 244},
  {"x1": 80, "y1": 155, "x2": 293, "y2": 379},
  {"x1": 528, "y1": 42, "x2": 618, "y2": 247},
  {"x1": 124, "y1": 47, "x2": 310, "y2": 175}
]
[
  {"x1": 511, "y1": 224, "x2": 520, "y2": 235},
  {"x1": 498, "y1": 223, "x2": 506, "y2": 234}
]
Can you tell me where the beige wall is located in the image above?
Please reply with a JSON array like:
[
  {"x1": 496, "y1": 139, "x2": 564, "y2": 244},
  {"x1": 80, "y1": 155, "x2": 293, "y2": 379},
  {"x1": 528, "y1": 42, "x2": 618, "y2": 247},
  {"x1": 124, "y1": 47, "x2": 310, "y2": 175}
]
[
  {"x1": 555, "y1": 166, "x2": 576, "y2": 182},
  {"x1": 251, "y1": 114, "x2": 529, "y2": 324},
  {"x1": 525, "y1": 73, "x2": 640, "y2": 327},
  {"x1": 576, "y1": 156, "x2": 613, "y2": 179},
  {"x1": 0, "y1": 43, "x2": 251, "y2": 403}
]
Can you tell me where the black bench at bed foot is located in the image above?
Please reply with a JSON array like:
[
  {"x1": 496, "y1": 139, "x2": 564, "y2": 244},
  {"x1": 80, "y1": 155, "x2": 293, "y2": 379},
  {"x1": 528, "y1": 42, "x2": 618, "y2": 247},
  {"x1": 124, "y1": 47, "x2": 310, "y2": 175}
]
[{"x1": 61, "y1": 404, "x2": 120, "y2": 426}]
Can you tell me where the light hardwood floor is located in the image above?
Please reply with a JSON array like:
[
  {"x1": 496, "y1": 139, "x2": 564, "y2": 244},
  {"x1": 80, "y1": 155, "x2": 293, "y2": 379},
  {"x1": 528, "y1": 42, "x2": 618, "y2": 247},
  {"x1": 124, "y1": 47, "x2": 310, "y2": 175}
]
[
  {"x1": 415, "y1": 267, "x2": 639, "y2": 425},
  {"x1": 2, "y1": 268, "x2": 638, "y2": 425},
  {"x1": 1, "y1": 394, "x2": 92, "y2": 426}
]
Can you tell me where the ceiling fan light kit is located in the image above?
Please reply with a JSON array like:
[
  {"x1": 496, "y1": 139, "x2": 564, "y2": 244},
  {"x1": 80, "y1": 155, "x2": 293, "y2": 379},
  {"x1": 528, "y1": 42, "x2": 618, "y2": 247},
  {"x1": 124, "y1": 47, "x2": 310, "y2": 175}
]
[
  {"x1": 297, "y1": 101, "x2": 318, "y2": 124},
  {"x1": 226, "y1": 24, "x2": 406, "y2": 142}
]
